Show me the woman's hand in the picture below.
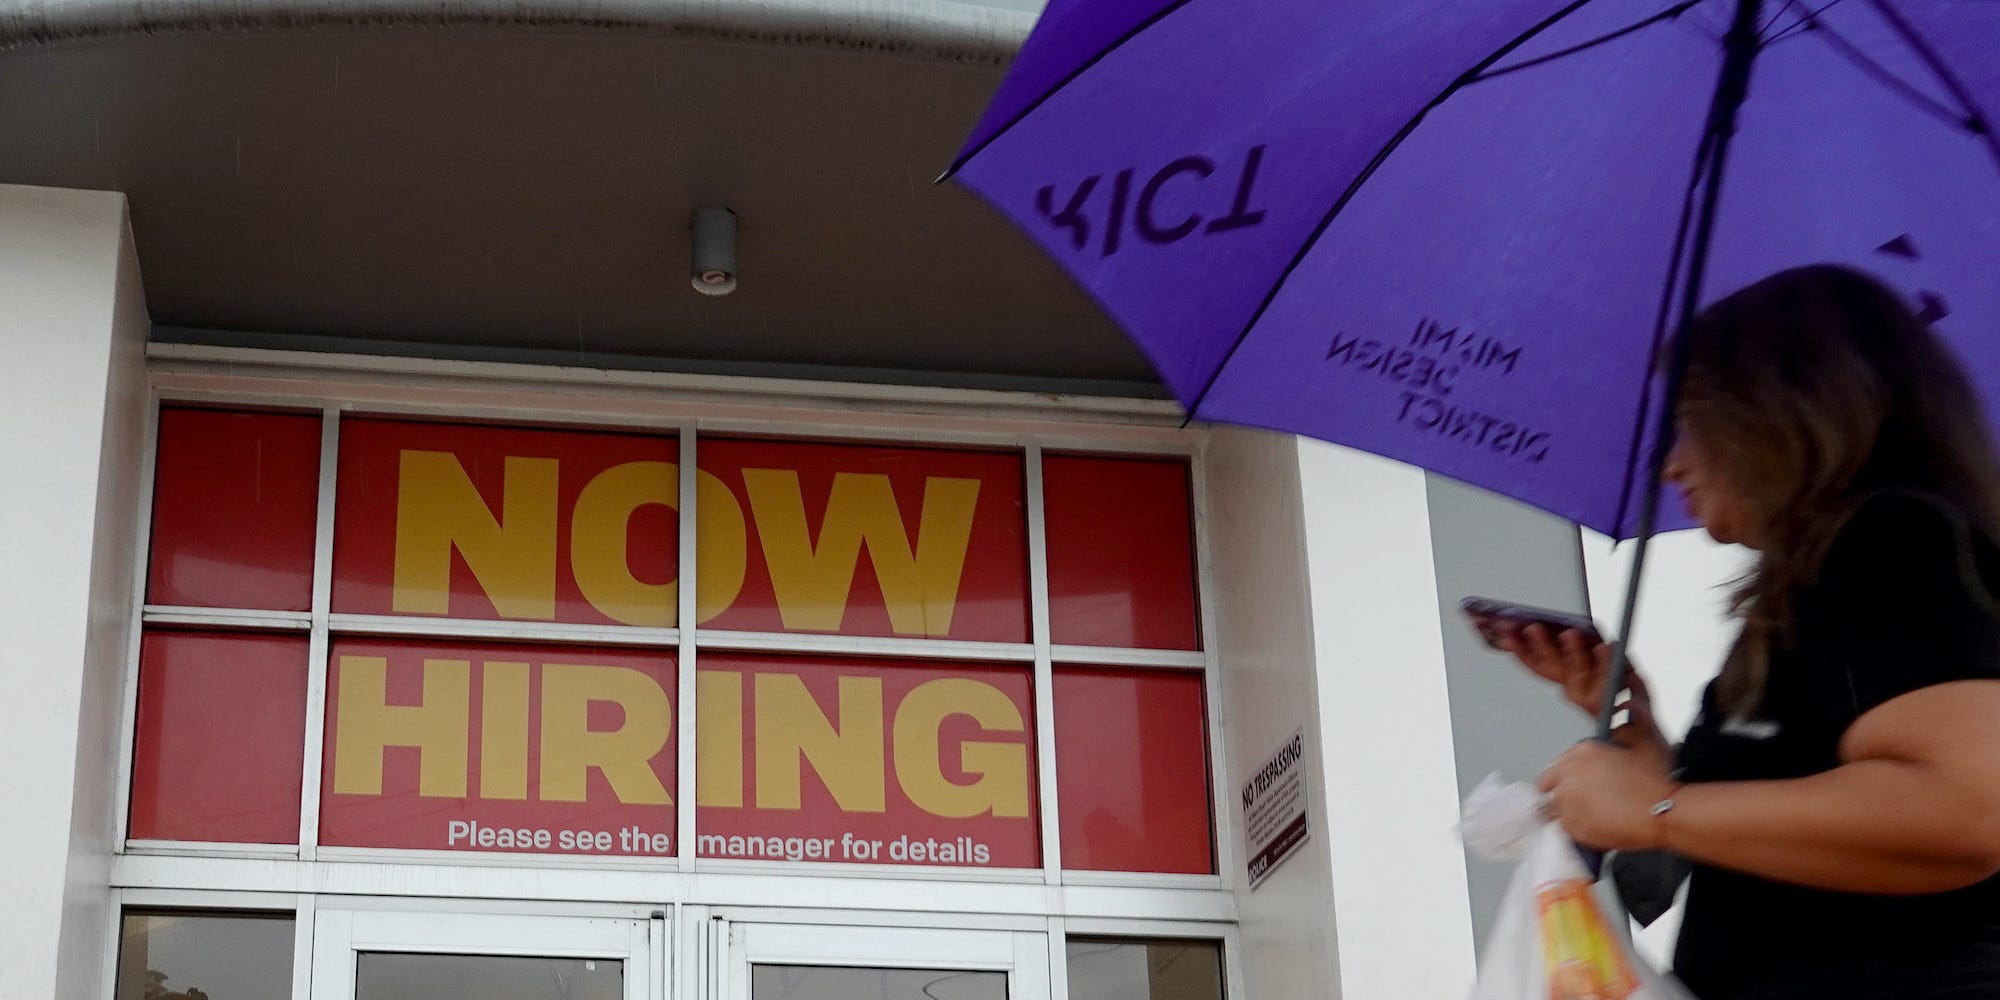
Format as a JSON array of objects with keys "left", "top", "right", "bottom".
[
  {"left": 1499, "top": 624, "right": 1671, "bottom": 763},
  {"left": 1498, "top": 623, "right": 1626, "bottom": 714},
  {"left": 1538, "top": 741, "right": 1679, "bottom": 852}
]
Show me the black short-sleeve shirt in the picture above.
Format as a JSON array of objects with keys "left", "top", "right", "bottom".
[{"left": 1673, "top": 491, "right": 2000, "bottom": 999}]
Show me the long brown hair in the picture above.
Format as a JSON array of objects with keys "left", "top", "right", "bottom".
[{"left": 1677, "top": 265, "right": 2000, "bottom": 715}]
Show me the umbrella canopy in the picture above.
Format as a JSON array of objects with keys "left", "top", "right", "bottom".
[{"left": 946, "top": 0, "right": 2000, "bottom": 541}]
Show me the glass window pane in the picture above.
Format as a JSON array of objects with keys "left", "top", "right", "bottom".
[
  {"left": 1042, "top": 455, "right": 1199, "bottom": 650},
  {"left": 696, "top": 653, "right": 1040, "bottom": 869},
  {"left": 356, "top": 953, "right": 622, "bottom": 1000},
  {"left": 318, "top": 637, "right": 676, "bottom": 855},
  {"left": 696, "top": 437, "right": 1029, "bottom": 643},
  {"left": 1066, "top": 939, "right": 1224, "bottom": 1000},
  {"left": 1054, "top": 668, "right": 1215, "bottom": 874},
  {"left": 129, "top": 631, "right": 308, "bottom": 844},
  {"left": 752, "top": 965, "right": 1007, "bottom": 1000},
  {"left": 115, "top": 911, "right": 294, "bottom": 1000},
  {"left": 332, "top": 418, "right": 678, "bottom": 627},
  {"left": 148, "top": 408, "right": 321, "bottom": 611}
]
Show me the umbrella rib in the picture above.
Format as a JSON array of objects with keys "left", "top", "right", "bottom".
[
  {"left": 1764, "top": 0, "right": 1848, "bottom": 43},
  {"left": 1471, "top": 0, "right": 1706, "bottom": 83},
  {"left": 1179, "top": 0, "right": 1611, "bottom": 419},
  {"left": 1610, "top": 119, "right": 1719, "bottom": 538},
  {"left": 1868, "top": 0, "right": 2000, "bottom": 173},
  {"left": 1808, "top": 10, "right": 1977, "bottom": 131},
  {"left": 938, "top": 0, "right": 1205, "bottom": 182}
]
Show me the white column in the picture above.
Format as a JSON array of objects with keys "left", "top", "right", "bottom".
[
  {"left": 1296, "top": 440, "right": 1476, "bottom": 998},
  {"left": 0, "top": 184, "right": 150, "bottom": 1000},
  {"left": 1208, "top": 431, "right": 1475, "bottom": 999}
]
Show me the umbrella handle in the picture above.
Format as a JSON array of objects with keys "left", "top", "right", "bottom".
[{"left": 1578, "top": 843, "right": 1605, "bottom": 880}]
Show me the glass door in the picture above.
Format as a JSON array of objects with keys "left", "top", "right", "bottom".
[
  {"left": 724, "top": 922, "right": 1050, "bottom": 1000},
  {"left": 311, "top": 909, "right": 660, "bottom": 1000}
]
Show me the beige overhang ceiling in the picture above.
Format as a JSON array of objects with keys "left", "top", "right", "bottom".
[{"left": 0, "top": 0, "right": 1166, "bottom": 395}]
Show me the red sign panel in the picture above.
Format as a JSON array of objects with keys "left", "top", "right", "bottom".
[
  {"left": 319, "top": 638, "right": 677, "bottom": 856},
  {"left": 695, "top": 653, "right": 1039, "bottom": 868},
  {"left": 1053, "top": 666, "right": 1214, "bottom": 874},
  {"left": 696, "top": 438, "right": 1029, "bottom": 642},
  {"left": 138, "top": 415, "right": 1212, "bottom": 870},
  {"left": 148, "top": 408, "right": 322, "bottom": 612},
  {"left": 333, "top": 419, "right": 681, "bottom": 627},
  {"left": 130, "top": 631, "right": 308, "bottom": 844},
  {"left": 1043, "top": 455, "right": 1200, "bottom": 650}
]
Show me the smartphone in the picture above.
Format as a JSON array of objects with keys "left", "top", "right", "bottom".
[{"left": 1459, "top": 596, "right": 1601, "bottom": 651}]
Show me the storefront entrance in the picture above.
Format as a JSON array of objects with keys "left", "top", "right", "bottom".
[
  {"left": 107, "top": 361, "right": 1239, "bottom": 1000},
  {"left": 300, "top": 909, "right": 1052, "bottom": 1000},
  {"left": 311, "top": 910, "right": 657, "bottom": 1000},
  {"left": 728, "top": 922, "right": 1047, "bottom": 1000}
]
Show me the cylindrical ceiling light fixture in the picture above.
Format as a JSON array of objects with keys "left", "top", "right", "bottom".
[{"left": 691, "top": 206, "right": 737, "bottom": 297}]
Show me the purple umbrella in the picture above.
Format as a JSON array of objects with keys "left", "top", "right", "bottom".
[{"left": 945, "top": 0, "right": 2000, "bottom": 731}]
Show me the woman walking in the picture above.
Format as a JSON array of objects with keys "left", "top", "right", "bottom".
[{"left": 1504, "top": 265, "right": 2000, "bottom": 999}]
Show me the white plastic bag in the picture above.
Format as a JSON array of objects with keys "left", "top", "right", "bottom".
[{"left": 1462, "top": 774, "right": 1694, "bottom": 1000}]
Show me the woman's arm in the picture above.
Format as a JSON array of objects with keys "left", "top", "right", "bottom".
[{"left": 1541, "top": 680, "right": 2000, "bottom": 894}]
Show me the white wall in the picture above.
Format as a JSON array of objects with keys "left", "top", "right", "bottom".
[
  {"left": 1207, "top": 430, "right": 1475, "bottom": 1000},
  {"left": 1295, "top": 441, "right": 1475, "bottom": 999},
  {"left": 0, "top": 184, "right": 151, "bottom": 1000}
]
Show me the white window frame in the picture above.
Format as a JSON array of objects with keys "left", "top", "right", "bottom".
[
  {"left": 310, "top": 907, "right": 659, "bottom": 1000},
  {"left": 723, "top": 920, "right": 1048, "bottom": 1000},
  {"left": 110, "top": 343, "right": 1240, "bottom": 997}
]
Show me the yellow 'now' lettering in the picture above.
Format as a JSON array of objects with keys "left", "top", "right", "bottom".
[
  {"left": 571, "top": 462, "right": 750, "bottom": 626},
  {"left": 743, "top": 470, "right": 980, "bottom": 635},
  {"left": 570, "top": 461, "right": 675, "bottom": 626},
  {"left": 393, "top": 451, "right": 558, "bottom": 619},
  {"left": 394, "top": 452, "right": 755, "bottom": 627}
]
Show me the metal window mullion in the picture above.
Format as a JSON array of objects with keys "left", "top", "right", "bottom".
[
  {"left": 124, "top": 839, "right": 303, "bottom": 859},
  {"left": 112, "top": 396, "right": 162, "bottom": 853},
  {"left": 298, "top": 408, "right": 341, "bottom": 859},
  {"left": 143, "top": 606, "right": 314, "bottom": 630},
  {"left": 290, "top": 893, "right": 317, "bottom": 1000},
  {"left": 710, "top": 912, "right": 730, "bottom": 1000},
  {"left": 326, "top": 612, "right": 678, "bottom": 647},
  {"left": 98, "top": 888, "right": 126, "bottom": 1000},
  {"left": 1046, "top": 915, "right": 1071, "bottom": 1000},
  {"left": 688, "top": 629, "right": 1033, "bottom": 662},
  {"left": 646, "top": 907, "right": 668, "bottom": 1000},
  {"left": 145, "top": 346, "right": 1190, "bottom": 433},
  {"left": 1046, "top": 644, "right": 1206, "bottom": 670},
  {"left": 1051, "top": 870, "right": 1223, "bottom": 890},
  {"left": 1025, "top": 445, "right": 1063, "bottom": 885},
  {"left": 1221, "top": 923, "right": 1248, "bottom": 1000},
  {"left": 676, "top": 425, "right": 699, "bottom": 873},
  {"left": 1189, "top": 444, "right": 1235, "bottom": 886}
]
